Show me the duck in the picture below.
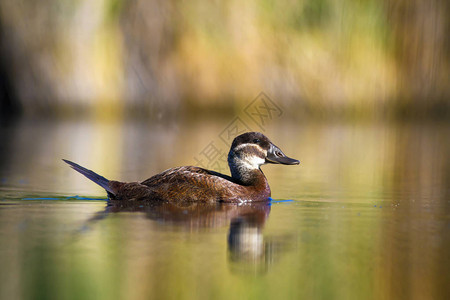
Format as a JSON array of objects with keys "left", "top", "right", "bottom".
[{"left": 63, "top": 132, "right": 299, "bottom": 203}]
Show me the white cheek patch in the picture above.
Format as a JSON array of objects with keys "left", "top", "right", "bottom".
[
  {"left": 232, "top": 144, "right": 267, "bottom": 169},
  {"left": 242, "top": 155, "right": 265, "bottom": 169}
]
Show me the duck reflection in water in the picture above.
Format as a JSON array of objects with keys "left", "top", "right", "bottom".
[{"left": 82, "top": 200, "right": 289, "bottom": 274}]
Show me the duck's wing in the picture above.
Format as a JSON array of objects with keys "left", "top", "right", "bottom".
[
  {"left": 140, "top": 166, "right": 244, "bottom": 202},
  {"left": 140, "top": 166, "right": 232, "bottom": 186}
]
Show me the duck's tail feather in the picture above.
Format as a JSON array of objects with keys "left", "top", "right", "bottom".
[{"left": 63, "top": 159, "right": 115, "bottom": 195}]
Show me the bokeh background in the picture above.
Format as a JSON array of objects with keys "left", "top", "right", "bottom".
[
  {"left": 0, "top": 0, "right": 448, "bottom": 120},
  {"left": 0, "top": 2, "right": 449, "bottom": 300}
]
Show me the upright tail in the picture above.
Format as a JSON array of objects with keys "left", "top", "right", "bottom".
[{"left": 63, "top": 159, "right": 115, "bottom": 195}]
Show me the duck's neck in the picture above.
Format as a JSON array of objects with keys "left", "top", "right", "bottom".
[{"left": 228, "top": 154, "right": 268, "bottom": 187}]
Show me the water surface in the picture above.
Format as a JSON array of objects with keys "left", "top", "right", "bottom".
[{"left": 0, "top": 118, "right": 448, "bottom": 300}]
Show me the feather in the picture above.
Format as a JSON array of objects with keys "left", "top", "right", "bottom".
[{"left": 62, "top": 159, "right": 115, "bottom": 195}]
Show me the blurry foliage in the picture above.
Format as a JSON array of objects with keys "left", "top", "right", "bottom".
[{"left": 0, "top": 0, "right": 448, "bottom": 119}]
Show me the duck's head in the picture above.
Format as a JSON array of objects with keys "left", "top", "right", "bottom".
[{"left": 228, "top": 132, "right": 299, "bottom": 183}]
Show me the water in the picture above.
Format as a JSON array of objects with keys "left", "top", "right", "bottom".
[{"left": 0, "top": 118, "right": 449, "bottom": 300}]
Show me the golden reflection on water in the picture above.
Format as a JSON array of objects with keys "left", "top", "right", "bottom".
[{"left": 0, "top": 118, "right": 448, "bottom": 300}]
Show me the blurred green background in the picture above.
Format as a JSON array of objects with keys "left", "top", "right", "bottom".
[
  {"left": 0, "top": 2, "right": 449, "bottom": 299},
  {"left": 0, "top": 0, "right": 448, "bottom": 120}
]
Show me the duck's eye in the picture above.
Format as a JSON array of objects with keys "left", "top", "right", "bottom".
[{"left": 253, "top": 138, "right": 260, "bottom": 144}]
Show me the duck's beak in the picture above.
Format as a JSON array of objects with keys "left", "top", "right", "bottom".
[{"left": 266, "top": 144, "right": 300, "bottom": 165}]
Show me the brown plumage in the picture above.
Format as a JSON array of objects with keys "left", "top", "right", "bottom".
[{"left": 64, "top": 132, "right": 299, "bottom": 203}]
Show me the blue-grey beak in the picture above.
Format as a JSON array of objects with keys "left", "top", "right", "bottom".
[{"left": 265, "top": 144, "right": 299, "bottom": 165}]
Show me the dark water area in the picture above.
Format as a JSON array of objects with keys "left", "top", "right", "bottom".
[{"left": 0, "top": 118, "right": 449, "bottom": 300}]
